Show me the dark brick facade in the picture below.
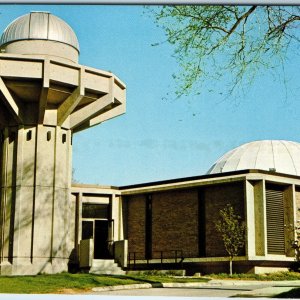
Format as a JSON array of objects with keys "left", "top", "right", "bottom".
[
  {"left": 126, "top": 194, "right": 146, "bottom": 258},
  {"left": 204, "top": 182, "right": 245, "bottom": 257},
  {"left": 125, "top": 181, "right": 245, "bottom": 260},
  {"left": 152, "top": 189, "right": 198, "bottom": 258}
]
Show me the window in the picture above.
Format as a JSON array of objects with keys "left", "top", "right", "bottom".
[{"left": 82, "top": 203, "right": 109, "bottom": 219}]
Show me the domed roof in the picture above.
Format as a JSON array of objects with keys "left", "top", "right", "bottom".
[
  {"left": 0, "top": 11, "right": 79, "bottom": 51},
  {"left": 207, "top": 140, "right": 300, "bottom": 176}
]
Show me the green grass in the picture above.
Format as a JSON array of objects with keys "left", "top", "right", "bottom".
[
  {"left": 209, "top": 271, "right": 300, "bottom": 281},
  {"left": 129, "top": 274, "right": 209, "bottom": 283},
  {"left": 0, "top": 273, "right": 140, "bottom": 294},
  {"left": 2, "top": 271, "right": 300, "bottom": 294},
  {"left": 0, "top": 272, "right": 209, "bottom": 294}
]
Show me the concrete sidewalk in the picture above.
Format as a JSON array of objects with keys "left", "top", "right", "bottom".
[
  {"left": 92, "top": 279, "right": 300, "bottom": 297},
  {"left": 205, "top": 279, "right": 300, "bottom": 297}
]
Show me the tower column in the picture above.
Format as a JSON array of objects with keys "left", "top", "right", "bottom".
[
  {"left": 0, "top": 11, "right": 126, "bottom": 275},
  {"left": 0, "top": 125, "right": 72, "bottom": 274}
]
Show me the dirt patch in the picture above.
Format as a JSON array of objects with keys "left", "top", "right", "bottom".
[{"left": 54, "top": 288, "right": 91, "bottom": 294}]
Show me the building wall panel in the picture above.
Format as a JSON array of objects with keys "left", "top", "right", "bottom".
[
  {"left": 152, "top": 189, "right": 198, "bottom": 258},
  {"left": 204, "top": 182, "right": 245, "bottom": 257},
  {"left": 126, "top": 195, "right": 146, "bottom": 258},
  {"left": 295, "top": 188, "right": 300, "bottom": 226}
]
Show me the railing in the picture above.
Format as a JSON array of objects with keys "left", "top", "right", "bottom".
[{"left": 128, "top": 250, "right": 184, "bottom": 269}]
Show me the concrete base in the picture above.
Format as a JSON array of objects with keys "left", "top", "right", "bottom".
[
  {"left": 249, "top": 266, "right": 290, "bottom": 274},
  {"left": 127, "top": 258, "right": 295, "bottom": 275},
  {"left": 0, "top": 258, "right": 69, "bottom": 275},
  {"left": 186, "top": 261, "right": 294, "bottom": 275}
]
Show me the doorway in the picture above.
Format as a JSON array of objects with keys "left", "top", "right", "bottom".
[
  {"left": 82, "top": 219, "right": 113, "bottom": 259},
  {"left": 94, "top": 220, "right": 110, "bottom": 259}
]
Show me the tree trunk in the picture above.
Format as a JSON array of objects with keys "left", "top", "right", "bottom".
[{"left": 229, "top": 258, "right": 233, "bottom": 276}]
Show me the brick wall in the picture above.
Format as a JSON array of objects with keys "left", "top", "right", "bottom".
[
  {"left": 125, "top": 181, "right": 245, "bottom": 260},
  {"left": 152, "top": 189, "right": 198, "bottom": 258},
  {"left": 126, "top": 194, "right": 146, "bottom": 258},
  {"left": 204, "top": 182, "right": 245, "bottom": 257}
]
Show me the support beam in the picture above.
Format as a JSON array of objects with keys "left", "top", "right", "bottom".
[
  {"left": 70, "top": 76, "right": 115, "bottom": 130},
  {"left": 0, "top": 77, "right": 24, "bottom": 124},
  {"left": 38, "top": 60, "right": 50, "bottom": 124},
  {"left": 57, "top": 87, "right": 84, "bottom": 126},
  {"left": 38, "top": 88, "right": 49, "bottom": 124},
  {"left": 70, "top": 93, "right": 114, "bottom": 130},
  {"left": 89, "top": 103, "right": 125, "bottom": 127},
  {"left": 72, "top": 102, "right": 124, "bottom": 133},
  {"left": 57, "top": 67, "right": 85, "bottom": 126}
]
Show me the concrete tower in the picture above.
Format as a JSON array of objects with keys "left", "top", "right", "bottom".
[{"left": 0, "top": 12, "right": 126, "bottom": 275}]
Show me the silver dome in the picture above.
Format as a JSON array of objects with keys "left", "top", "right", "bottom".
[
  {"left": 0, "top": 11, "right": 79, "bottom": 51},
  {"left": 207, "top": 140, "right": 300, "bottom": 176}
]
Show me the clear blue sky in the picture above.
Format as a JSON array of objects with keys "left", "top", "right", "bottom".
[{"left": 1, "top": 5, "right": 300, "bottom": 186}]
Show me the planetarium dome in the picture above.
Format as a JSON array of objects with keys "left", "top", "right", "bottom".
[
  {"left": 0, "top": 11, "right": 79, "bottom": 63},
  {"left": 207, "top": 140, "right": 300, "bottom": 176}
]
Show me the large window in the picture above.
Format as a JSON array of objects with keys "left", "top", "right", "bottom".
[{"left": 82, "top": 203, "right": 109, "bottom": 219}]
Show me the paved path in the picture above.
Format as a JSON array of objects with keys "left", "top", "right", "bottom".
[
  {"left": 90, "top": 279, "right": 300, "bottom": 298},
  {"left": 91, "top": 286, "right": 251, "bottom": 297}
]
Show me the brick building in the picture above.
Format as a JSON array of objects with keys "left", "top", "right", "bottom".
[
  {"left": 1, "top": 11, "right": 300, "bottom": 276},
  {"left": 71, "top": 140, "right": 300, "bottom": 275}
]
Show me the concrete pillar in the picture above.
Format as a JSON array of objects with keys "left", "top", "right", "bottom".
[
  {"left": 284, "top": 185, "right": 295, "bottom": 257},
  {"left": 118, "top": 196, "right": 124, "bottom": 241},
  {"left": 245, "top": 180, "right": 256, "bottom": 258},
  {"left": 111, "top": 194, "right": 120, "bottom": 241},
  {"left": 254, "top": 180, "right": 266, "bottom": 256},
  {"left": 0, "top": 124, "right": 72, "bottom": 274}
]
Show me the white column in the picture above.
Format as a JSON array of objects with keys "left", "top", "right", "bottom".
[{"left": 245, "top": 180, "right": 256, "bottom": 258}]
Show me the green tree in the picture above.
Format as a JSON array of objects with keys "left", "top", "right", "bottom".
[
  {"left": 151, "top": 6, "right": 300, "bottom": 98},
  {"left": 290, "top": 221, "right": 300, "bottom": 267},
  {"left": 215, "top": 204, "right": 246, "bottom": 275}
]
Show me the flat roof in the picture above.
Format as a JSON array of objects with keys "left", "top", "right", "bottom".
[{"left": 119, "top": 169, "right": 300, "bottom": 190}]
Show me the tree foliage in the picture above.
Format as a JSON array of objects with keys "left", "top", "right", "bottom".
[
  {"left": 215, "top": 204, "right": 246, "bottom": 275},
  {"left": 151, "top": 6, "right": 300, "bottom": 98}
]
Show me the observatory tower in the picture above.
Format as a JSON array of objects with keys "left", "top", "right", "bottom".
[{"left": 0, "top": 12, "right": 126, "bottom": 275}]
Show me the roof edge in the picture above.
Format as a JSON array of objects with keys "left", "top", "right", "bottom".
[{"left": 119, "top": 169, "right": 300, "bottom": 190}]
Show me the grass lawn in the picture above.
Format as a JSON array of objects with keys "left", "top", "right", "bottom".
[
  {"left": 0, "top": 272, "right": 209, "bottom": 294},
  {"left": 0, "top": 273, "right": 139, "bottom": 294},
  {"left": 2, "top": 271, "right": 300, "bottom": 294}
]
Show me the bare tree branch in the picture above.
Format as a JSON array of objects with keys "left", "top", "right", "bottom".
[{"left": 150, "top": 6, "right": 300, "bottom": 98}]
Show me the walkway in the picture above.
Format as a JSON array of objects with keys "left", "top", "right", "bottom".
[{"left": 90, "top": 279, "right": 300, "bottom": 298}]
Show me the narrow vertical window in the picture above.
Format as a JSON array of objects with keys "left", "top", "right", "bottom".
[
  {"left": 62, "top": 133, "right": 66, "bottom": 144},
  {"left": 26, "top": 130, "right": 32, "bottom": 141},
  {"left": 47, "top": 131, "right": 51, "bottom": 141},
  {"left": 198, "top": 188, "right": 206, "bottom": 257},
  {"left": 145, "top": 194, "right": 152, "bottom": 259}
]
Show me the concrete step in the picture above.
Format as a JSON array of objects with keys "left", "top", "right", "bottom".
[{"left": 90, "top": 259, "right": 125, "bottom": 275}]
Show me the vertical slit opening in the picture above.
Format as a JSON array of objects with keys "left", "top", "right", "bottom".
[
  {"left": 47, "top": 131, "right": 51, "bottom": 141},
  {"left": 26, "top": 130, "right": 32, "bottom": 141}
]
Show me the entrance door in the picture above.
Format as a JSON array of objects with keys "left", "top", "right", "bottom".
[
  {"left": 82, "top": 220, "right": 112, "bottom": 259},
  {"left": 94, "top": 220, "right": 111, "bottom": 259}
]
